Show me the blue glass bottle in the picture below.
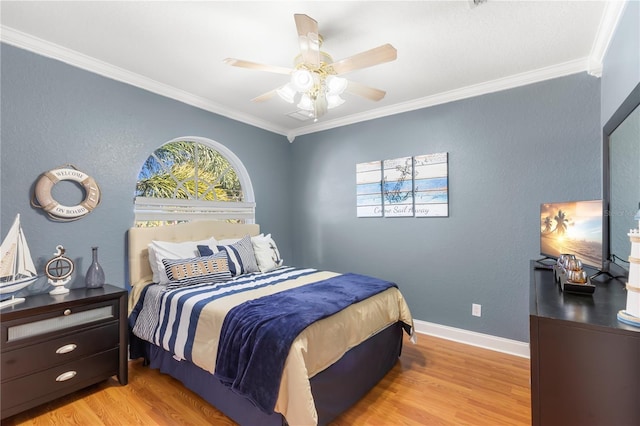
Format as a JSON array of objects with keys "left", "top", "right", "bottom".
[{"left": 85, "top": 246, "right": 105, "bottom": 288}]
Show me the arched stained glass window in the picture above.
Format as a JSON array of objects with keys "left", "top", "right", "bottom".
[{"left": 134, "top": 137, "right": 254, "bottom": 226}]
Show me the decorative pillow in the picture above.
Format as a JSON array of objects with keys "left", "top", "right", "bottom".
[
  {"left": 252, "top": 234, "right": 284, "bottom": 272},
  {"left": 217, "top": 234, "right": 264, "bottom": 246},
  {"left": 148, "top": 237, "right": 217, "bottom": 285},
  {"left": 199, "top": 235, "right": 259, "bottom": 277},
  {"left": 162, "top": 252, "right": 231, "bottom": 289}
]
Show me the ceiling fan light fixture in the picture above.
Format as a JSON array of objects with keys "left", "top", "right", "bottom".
[
  {"left": 225, "top": 14, "right": 396, "bottom": 121},
  {"left": 326, "top": 75, "right": 347, "bottom": 95},
  {"left": 326, "top": 94, "right": 345, "bottom": 109},
  {"left": 276, "top": 83, "right": 297, "bottom": 103},
  {"left": 291, "top": 69, "right": 314, "bottom": 92},
  {"left": 297, "top": 94, "right": 314, "bottom": 111}
]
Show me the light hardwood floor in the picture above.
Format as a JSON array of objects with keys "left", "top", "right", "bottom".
[{"left": 2, "top": 335, "right": 531, "bottom": 425}]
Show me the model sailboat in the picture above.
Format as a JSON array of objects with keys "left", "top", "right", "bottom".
[{"left": 1, "top": 214, "right": 38, "bottom": 307}]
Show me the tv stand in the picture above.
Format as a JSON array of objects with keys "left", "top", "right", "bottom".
[
  {"left": 589, "top": 269, "right": 616, "bottom": 280},
  {"left": 534, "top": 256, "right": 555, "bottom": 268},
  {"left": 589, "top": 260, "right": 627, "bottom": 281},
  {"left": 529, "top": 261, "right": 639, "bottom": 426}
]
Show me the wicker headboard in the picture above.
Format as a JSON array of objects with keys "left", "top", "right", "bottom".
[{"left": 128, "top": 221, "right": 260, "bottom": 288}]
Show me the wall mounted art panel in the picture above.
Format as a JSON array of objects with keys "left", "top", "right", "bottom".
[
  {"left": 356, "top": 161, "right": 383, "bottom": 217},
  {"left": 357, "top": 152, "right": 448, "bottom": 218},
  {"left": 383, "top": 156, "right": 414, "bottom": 217},
  {"left": 414, "top": 152, "right": 449, "bottom": 217}
]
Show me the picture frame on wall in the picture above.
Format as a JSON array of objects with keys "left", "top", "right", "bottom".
[
  {"left": 356, "top": 161, "right": 383, "bottom": 217},
  {"left": 383, "top": 156, "right": 414, "bottom": 217},
  {"left": 357, "top": 152, "right": 449, "bottom": 218},
  {"left": 414, "top": 152, "right": 448, "bottom": 217}
]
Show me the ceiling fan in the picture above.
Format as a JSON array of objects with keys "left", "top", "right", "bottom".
[{"left": 224, "top": 14, "right": 397, "bottom": 120}]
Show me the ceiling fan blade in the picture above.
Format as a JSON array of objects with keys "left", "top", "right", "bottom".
[
  {"left": 345, "top": 81, "right": 387, "bottom": 101},
  {"left": 223, "top": 58, "right": 292, "bottom": 75},
  {"left": 251, "top": 89, "right": 278, "bottom": 103},
  {"left": 330, "top": 44, "right": 397, "bottom": 75},
  {"left": 294, "top": 14, "right": 320, "bottom": 67},
  {"left": 294, "top": 14, "right": 318, "bottom": 39}
]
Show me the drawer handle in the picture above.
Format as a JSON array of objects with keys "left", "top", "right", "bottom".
[
  {"left": 63, "top": 309, "right": 72, "bottom": 316},
  {"left": 55, "top": 371, "right": 77, "bottom": 382},
  {"left": 55, "top": 343, "right": 77, "bottom": 354}
]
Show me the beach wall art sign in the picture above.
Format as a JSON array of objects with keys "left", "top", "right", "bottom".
[{"left": 356, "top": 152, "right": 448, "bottom": 218}]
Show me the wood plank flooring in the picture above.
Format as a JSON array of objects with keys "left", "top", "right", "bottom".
[{"left": 2, "top": 335, "right": 531, "bottom": 425}]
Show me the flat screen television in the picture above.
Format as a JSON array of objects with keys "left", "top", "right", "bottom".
[{"left": 539, "top": 199, "right": 603, "bottom": 269}]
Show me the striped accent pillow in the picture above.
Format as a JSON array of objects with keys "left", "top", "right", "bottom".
[
  {"left": 198, "top": 234, "right": 259, "bottom": 277},
  {"left": 162, "top": 252, "right": 231, "bottom": 289}
]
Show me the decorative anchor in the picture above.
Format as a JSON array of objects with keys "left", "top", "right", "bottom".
[{"left": 45, "top": 245, "right": 74, "bottom": 295}]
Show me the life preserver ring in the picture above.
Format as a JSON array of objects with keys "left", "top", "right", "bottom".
[{"left": 32, "top": 165, "right": 101, "bottom": 222}]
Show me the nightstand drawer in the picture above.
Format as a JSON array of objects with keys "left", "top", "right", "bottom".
[
  {"left": 1, "top": 322, "right": 119, "bottom": 381},
  {"left": 2, "top": 299, "right": 118, "bottom": 347},
  {"left": 1, "top": 347, "right": 119, "bottom": 414}
]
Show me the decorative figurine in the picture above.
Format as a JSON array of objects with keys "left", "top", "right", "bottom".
[
  {"left": 45, "top": 245, "right": 74, "bottom": 295},
  {"left": 617, "top": 209, "right": 640, "bottom": 327},
  {"left": 0, "top": 214, "right": 38, "bottom": 308}
]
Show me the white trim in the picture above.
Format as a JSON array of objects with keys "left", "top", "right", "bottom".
[
  {"left": 413, "top": 319, "right": 530, "bottom": 359},
  {"left": 0, "top": 26, "right": 290, "bottom": 138},
  {"left": 289, "top": 57, "right": 590, "bottom": 140},
  {"left": 1, "top": 20, "right": 619, "bottom": 142},
  {"left": 134, "top": 197, "right": 256, "bottom": 222},
  {"left": 587, "top": 0, "right": 628, "bottom": 77}
]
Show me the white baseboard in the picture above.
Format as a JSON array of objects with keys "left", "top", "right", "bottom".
[{"left": 413, "top": 319, "right": 530, "bottom": 359}]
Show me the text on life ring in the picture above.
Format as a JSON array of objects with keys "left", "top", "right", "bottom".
[{"left": 34, "top": 168, "right": 101, "bottom": 219}]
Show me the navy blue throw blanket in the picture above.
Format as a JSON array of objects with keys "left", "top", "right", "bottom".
[{"left": 214, "top": 273, "right": 398, "bottom": 414}]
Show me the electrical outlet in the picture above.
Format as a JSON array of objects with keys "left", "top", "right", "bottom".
[{"left": 472, "top": 303, "right": 482, "bottom": 317}]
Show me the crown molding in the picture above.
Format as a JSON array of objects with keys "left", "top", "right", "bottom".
[
  {"left": 1, "top": 17, "right": 618, "bottom": 143},
  {"left": 587, "top": 0, "right": 628, "bottom": 77},
  {"left": 0, "top": 25, "right": 290, "bottom": 137},
  {"left": 289, "top": 57, "right": 591, "bottom": 140}
]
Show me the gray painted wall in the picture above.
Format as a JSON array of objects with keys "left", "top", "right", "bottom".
[
  {"left": 1, "top": 44, "right": 292, "bottom": 295},
  {"left": 601, "top": 1, "right": 640, "bottom": 125},
  {"left": 599, "top": 1, "right": 640, "bottom": 280},
  {"left": 290, "top": 73, "right": 601, "bottom": 342},
  {"left": 3, "top": 32, "right": 621, "bottom": 343}
]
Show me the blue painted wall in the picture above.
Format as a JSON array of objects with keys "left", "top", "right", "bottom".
[
  {"left": 601, "top": 1, "right": 640, "bottom": 126},
  {"left": 6, "top": 16, "right": 638, "bottom": 342},
  {"left": 289, "top": 74, "right": 601, "bottom": 342},
  {"left": 1, "top": 43, "right": 292, "bottom": 295}
]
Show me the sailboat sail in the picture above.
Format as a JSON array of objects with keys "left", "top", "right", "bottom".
[{"left": 1, "top": 214, "right": 38, "bottom": 295}]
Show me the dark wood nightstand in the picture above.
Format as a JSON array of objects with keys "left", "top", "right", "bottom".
[{"left": 1, "top": 284, "right": 128, "bottom": 420}]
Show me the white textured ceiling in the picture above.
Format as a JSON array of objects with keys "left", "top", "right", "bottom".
[{"left": 0, "top": 1, "right": 624, "bottom": 141}]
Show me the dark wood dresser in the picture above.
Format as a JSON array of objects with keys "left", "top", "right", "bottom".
[
  {"left": 529, "top": 261, "right": 640, "bottom": 426},
  {"left": 1, "top": 285, "right": 128, "bottom": 419}
]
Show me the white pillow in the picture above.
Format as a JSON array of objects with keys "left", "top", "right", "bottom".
[
  {"left": 252, "top": 234, "right": 283, "bottom": 273},
  {"left": 217, "top": 234, "right": 264, "bottom": 246},
  {"left": 148, "top": 237, "right": 217, "bottom": 284}
]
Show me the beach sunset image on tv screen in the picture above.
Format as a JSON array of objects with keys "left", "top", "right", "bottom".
[{"left": 540, "top": 200, "right": 603, "bottom": 269}]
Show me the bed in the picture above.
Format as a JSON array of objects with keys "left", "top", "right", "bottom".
[{"left": 127, "top": 221, "right": 414, "bottom": 426}]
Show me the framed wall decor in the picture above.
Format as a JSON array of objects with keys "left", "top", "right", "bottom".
[
  {"left": 356, "top": 152, "right": 448, "bottom": 218},
  {"left": 414, "top": 152, "right": 448, "bottom": 217},
  {"left": 383, "top": 157, "right": 414, "bottom": 217},
  {"left": 356, "top": 161, "right": 383, "bottom": 217}
]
